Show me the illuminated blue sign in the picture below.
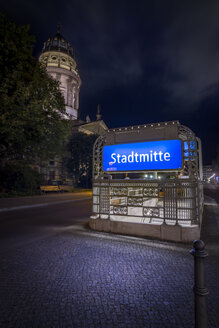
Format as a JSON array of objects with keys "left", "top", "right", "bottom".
[{"left": 103, "top": 139, "right": 182, "bottom": 172}]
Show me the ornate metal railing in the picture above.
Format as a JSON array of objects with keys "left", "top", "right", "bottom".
[{"left": 92, "top": 178, "right": 201, "bottom": 226}]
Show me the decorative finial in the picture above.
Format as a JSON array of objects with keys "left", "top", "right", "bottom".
[
  {"left": 57, "top": 24, "right": 61, "bottom": 34},
  {"left": 96, "top": 104, "right": 102, "bottom": 121}
]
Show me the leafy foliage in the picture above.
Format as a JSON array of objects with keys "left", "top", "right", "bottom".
[
  {"left": 66, "top": 132, "right": 98, "bottom": 188},
  {"left": 0, "top": 15, "right": 71, "bottom": 168},
  {"left": 0, "top": 162, "right": 43, "bottom": 195}
]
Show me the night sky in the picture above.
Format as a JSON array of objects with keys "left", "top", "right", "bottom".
[{"left": 2, "top": 0, "right": 219, "bottom": 164}]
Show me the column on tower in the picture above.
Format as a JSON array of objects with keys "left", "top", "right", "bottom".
[
  {"left": 67, "top": 78, "right": 73, "bottom": 107},
  {"left": 59, "top": 75, "right": 68, "bottom": 104},
  {"left": 72, "top": 85, "right": 75, "bottom": 109},
  {"left": 74, "top": 86, "right": 79, "bottom": 110}
]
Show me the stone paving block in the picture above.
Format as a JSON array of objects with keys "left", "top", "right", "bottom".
[{"left": 0, "top": 221, "right": 218, "bottom": 327}]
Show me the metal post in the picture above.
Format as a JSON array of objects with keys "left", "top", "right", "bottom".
[{"left": 190, "top": 240, "right": 209, "bottom": 328}]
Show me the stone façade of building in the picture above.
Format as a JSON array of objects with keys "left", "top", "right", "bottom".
[{"left": 38, "top": 27, "right": 108, "bottom": 184}]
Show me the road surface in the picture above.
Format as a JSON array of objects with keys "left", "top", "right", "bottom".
[{"left": 0, "top": 191, "right": 218, "bottom": 327}]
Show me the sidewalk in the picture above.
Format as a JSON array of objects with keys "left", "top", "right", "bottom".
[
  {"left": 201, "top": 185, "right": 219, "bottom": 254},
  {"left": 0, "top": 186, "right": 218, "bottom": 327}
]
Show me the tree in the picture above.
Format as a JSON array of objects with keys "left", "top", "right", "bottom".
[
  {"left": 66, "top": 132, "right": 98, "bottom": 188},
  {"left": 0, "top": 162, "right": 43, "bottom": 195},
  {"left": 0, "top": 15, "right": 71, "bottom": 169}
]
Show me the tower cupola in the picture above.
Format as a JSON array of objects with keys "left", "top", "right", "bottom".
[{"left": 39, "top": 25, "right": 81, "bottom": 120}]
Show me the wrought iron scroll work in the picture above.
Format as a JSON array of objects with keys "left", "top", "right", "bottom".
[
  {"left": 93, "top": 135, "right": 105, "bottom": 179},
  {"left": 178, "top": 124, "right": 199, "bottom": 179}
]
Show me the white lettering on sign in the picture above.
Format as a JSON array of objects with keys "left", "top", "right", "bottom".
[{"left": 110, "top": 151, "right": 171, "bottom": 165}]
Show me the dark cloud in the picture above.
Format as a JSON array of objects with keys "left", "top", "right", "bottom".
[
  {"left": 62, "top": 1, "right": 145, "bottom": 93},
  {"left": 1, "top": 0, "right": 219, "bottom": 163},
  {"left": 160, "top": 1, "right": 219, "bottom": 108}
]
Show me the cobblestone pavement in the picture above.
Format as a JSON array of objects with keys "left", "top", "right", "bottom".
[{"left": 0, "top": 196, "right": 218, "bottom": 328}]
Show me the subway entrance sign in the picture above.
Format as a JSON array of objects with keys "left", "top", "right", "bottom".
[
  {"left": 91, "top": 121, "right": 203, "bottom": 242},
  {"left": 103, "top": 139, "right": 182, "bottom": 172}
]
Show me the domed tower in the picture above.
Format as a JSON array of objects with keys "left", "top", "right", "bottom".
[{"left": 39, "top": 26, "right": 81, "bottom": 120}]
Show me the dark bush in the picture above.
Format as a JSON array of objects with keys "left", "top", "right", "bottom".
[{"left": 0, "top": 163, "right": 42, "bottom": 195}]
